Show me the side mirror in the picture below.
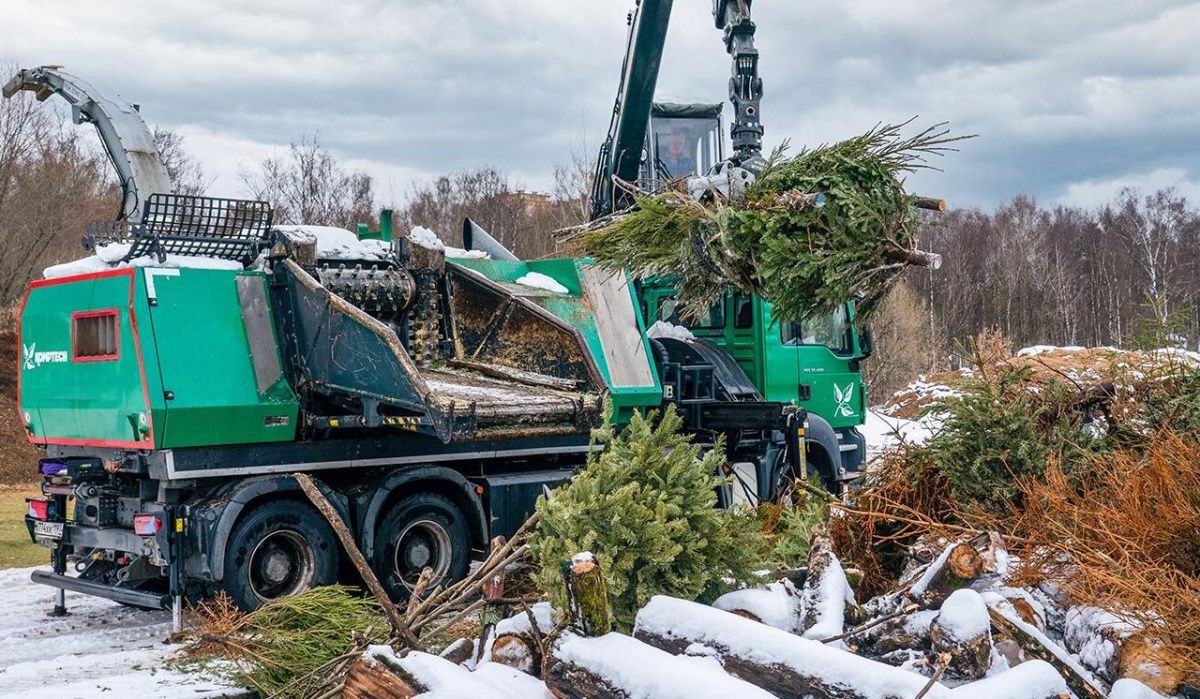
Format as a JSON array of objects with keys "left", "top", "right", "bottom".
[{"left": 860, "top": 329, "right": 874, "bottom": 358}]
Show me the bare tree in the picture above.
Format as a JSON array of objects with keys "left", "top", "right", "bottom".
[
  {"left": 241, "top": 134, "right": 375, "bottom": 229},
  {"left": 0, "top": 70, "right": 115, "bottom": 304},
  {"left": 152, "top": 127, "right": 207, "bottom": 196}
]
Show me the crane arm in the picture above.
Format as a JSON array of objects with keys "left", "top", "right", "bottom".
[
  {"left": 714, "top": 0, "right": 764, "bottom": 168},
  {"left": 589, "top": 0, "right": 675, "bottom": 221},
  {"left": 2, "top": 66, "right": 174, "bottom": 222}
]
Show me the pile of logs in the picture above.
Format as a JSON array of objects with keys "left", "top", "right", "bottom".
[{"left": 341, "top": 528, "right": 1179, "bottom": 698}]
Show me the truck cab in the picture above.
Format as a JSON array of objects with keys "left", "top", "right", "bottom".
[
  {"left": 632, "top": 101, "right": 868, "bottom": 488},
  {"left": 640, "top": 283, "right": 868, "bottom": 487}
]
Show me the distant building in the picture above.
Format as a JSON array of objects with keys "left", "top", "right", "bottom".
[{"left": 510, "top": 189, "right": 552, "bottom": 215}]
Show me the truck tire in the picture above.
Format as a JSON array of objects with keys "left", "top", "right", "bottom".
[
  {"left": 222, "top": 500, "right": 339, "bottom": 611},
  {"left": 372, "top": 493, "right": 471, "bottom": 601}
]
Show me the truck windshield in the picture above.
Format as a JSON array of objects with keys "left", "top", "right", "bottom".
[{"left": 781, "top": 305, "right": 854, "bottom": 355}]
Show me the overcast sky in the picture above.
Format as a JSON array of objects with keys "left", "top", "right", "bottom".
[{"left": 4, "top": 0, "right": 1198, "bottom": 211}]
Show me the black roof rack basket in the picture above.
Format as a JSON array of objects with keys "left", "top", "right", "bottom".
[{"left": 85, "top": 194, "right": 274, "bottom": 265}]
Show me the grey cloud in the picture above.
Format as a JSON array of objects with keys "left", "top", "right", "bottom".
[{"left": 2, "top": 0, "right": 1197, "bottom": 208}]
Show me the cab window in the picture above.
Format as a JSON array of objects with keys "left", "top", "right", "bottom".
[
  {"left": 657, "top": 297, "right": 724, "bottom": 330},
  {"left": 781, "top": 305, "right": 853, "bottom": 355},
  {"left": 732, "top": 294, "right": 755, "bottom": 329}
]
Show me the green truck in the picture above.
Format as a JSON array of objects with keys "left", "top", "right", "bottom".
[
  {"left": 18, "top": 192, "right": 807, "bottom": 622},
  {"left": 11, "top": 0, "right": 869, "bottom": 623}
]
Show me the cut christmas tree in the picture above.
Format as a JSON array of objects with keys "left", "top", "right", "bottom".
[{"left": 563, "top": 121, "right": 968, "bottom": 322}]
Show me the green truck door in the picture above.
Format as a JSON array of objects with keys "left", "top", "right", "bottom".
[{"left": 144, "top": 268, "right": 298, "bottom": 448}]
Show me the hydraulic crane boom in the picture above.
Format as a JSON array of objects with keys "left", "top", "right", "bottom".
[
  {"left": 714, "top": 0, "right": 764, "bottom": 168},
  {"left": 590, "top": 0, "right": 674, "bottom": 221},
  {"left": 2, "top": 66, "right": 174, "bottom": 223},
  {"left": 590, "top": 0, "right": 766, "bottom": 221}
]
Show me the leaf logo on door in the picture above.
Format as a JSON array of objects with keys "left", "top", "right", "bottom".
[{"left": 833, "top": 383, "right": 856, "bottom": 418}]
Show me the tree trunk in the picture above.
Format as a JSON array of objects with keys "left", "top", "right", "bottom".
[
  {"left": 633, "top": 596, "right": 941, "bottom": 699},
  {"left": 542, "top": 629, "right": 773, "bottom": 699},
  {"left": 886, "top": 247, "right": 943, "bottom": 270},
  {"left": 563, "top": 552, "right": 612, "bottom": 637}
]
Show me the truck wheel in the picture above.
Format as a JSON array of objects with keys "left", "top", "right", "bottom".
[
  {"left": 372, "top": 493, "right": 470, "bottom": 601},
  {"left": 223, "top": 500, "right": 338, "bottom": 611}
]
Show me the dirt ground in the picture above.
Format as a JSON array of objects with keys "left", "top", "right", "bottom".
[
  {"left": 0, "top": 320, "right": 39, "bottom": 485},
  {"left": 0, "top": 486, "right": 42, "bottom": 569}
]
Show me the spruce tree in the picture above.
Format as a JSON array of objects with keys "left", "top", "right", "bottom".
[{"left": 528, "top": 408, "right": 758, "bottom": 631}]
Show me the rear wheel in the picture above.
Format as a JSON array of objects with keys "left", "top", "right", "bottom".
[
  {"left": 372, "top": 493, "right": 471, "bottom": 601},
  {"left": 222, "top": 500, "right": 339, "bottom": 611}
]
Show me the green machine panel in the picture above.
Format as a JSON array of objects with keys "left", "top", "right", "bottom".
[
  {"left": 19, "top": 269, "right": 156, "bottom": 449},
  {"left": 143, "top": 268, "right": 298, "bottom": 448}
]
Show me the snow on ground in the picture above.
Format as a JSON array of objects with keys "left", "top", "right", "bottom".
[
  {"left": 0, "top": 567, "right": 242, "bottom": 699},
  {"left": 514, "top": 272, "right": 568, "bottom": 294},
  {"left": 861, "top": 409, "right": 940, "bottom": 462}
]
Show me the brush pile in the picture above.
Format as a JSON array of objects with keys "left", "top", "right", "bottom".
[
  {"left": 838, "top": 336, "right": 1200, "bottom": 695},
  {"left": 563, "top": 122, "right": 964, "bottom": 322}
]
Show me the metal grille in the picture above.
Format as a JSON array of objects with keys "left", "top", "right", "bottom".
[
  {"left": 124, "top": 194, "right": 274, "bottom": 263},
  {"left": 84, "top": 220, "right": 135, "bottom": 251}
]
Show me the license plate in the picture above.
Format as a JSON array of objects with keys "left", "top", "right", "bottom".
[{"left": 33, "top": 521, "right": 64, "bottom": 539}]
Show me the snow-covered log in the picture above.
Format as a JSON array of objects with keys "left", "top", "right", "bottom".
[
  {"left": 1109, "top": 677, "right": 1168, "bottom": 699},
  {"left": 633, "top": 595, "right": 946, "bottom": 698},
  {"left": 986, "top": 605, "right": 1106, "bottom": 699},
  {"left": 799, "top": 527, "right": 860, "bottom": 639},
  {"left": 344, "top": 646, "right": 548, "bottom": 699},
  {"left": 439, "top": 637, "right": 474, "bottom": 666},
  {"left": 1117, "top": 634, "right": 1185, "bottom": 696},
  {"left": 542, "top": 629, "right": 774, "bottom": 699},
  {"left": 945, "top": 659, "right": 1068, "bottom": 698},
  {"left": 712, "top": 580, "right": 800, "bottom": 632},
  {"left": 929, "top": 589, "right": 991, "bottom": 680}
]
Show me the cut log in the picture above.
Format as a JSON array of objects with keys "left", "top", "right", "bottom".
[
  {"left": 911, "top": 541, "right": 983, "bottom": 604},
  {"left": 987, "top": 605, "right": 1106, "bottom": 699},
  {"left": 634, "top": 595, "right": 948, "bottom": 698},
  {"left": 798, "top": 527, "right": 859, "bottom": 640},
  {"left": 1061, "top": 605, "right": 1182, "bottom": 694},
  {"left": 563, "top": 552, "right": 612, "bottom": 637},
  {"left": 1117, "top": 633, "right": 1185, "bottom": 696},
  {"left": 343, "top": 647, "right": 425, "bottom": 699},
  {"left": 928, "top": 590, "right": 991, "bottom": 680},
  {"left": 542, "top": 629, "right": 774, "bottom": 699},
  {"left": 484, "top": 602, "right": 555, "bottom": 676}
]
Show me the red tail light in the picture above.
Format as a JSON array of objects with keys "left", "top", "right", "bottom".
[
  {"left": 27, "top": 499, "right": 51, "bottom": 520},
  {"left": 133, "top": 513, "right": 162, "bottom": 536}
]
